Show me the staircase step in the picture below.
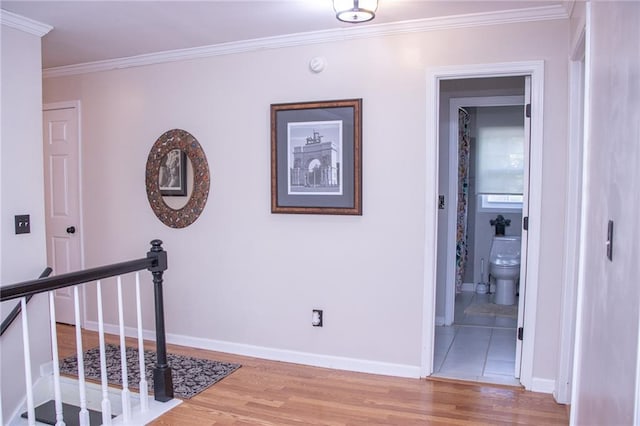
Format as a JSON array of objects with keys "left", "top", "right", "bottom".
[{"left": 21, "top": 400, "right": 113, "bottom": 426}]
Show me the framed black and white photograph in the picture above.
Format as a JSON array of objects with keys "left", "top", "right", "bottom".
[
  {"left": 270, "top": 99, "right": 362, "bottom": 215},
  {"left": 158, "top": 148, "right": 187, "bottom": 196}
]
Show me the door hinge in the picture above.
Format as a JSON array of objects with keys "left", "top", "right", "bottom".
[
  {"left": 525, "top": 103, "right": 531, "bottom": 118},
  {"left": 518, "top": 327, "right": 524, "bottom": 341},
  {"left": 523, "top": 216, "right": 529, "bottom": 231}
]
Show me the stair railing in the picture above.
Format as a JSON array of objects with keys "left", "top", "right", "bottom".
[
  {"left": 0, "top": 267, "right": 53, "bottom": 336},
  {"left": 0, "top": 239, "right": 173, "bottom": 426}
]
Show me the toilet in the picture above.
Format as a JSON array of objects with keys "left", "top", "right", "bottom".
[{"left": 489, "top": 236, "right": 521, "bottom": 305}]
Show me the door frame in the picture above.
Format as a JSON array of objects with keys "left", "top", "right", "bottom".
[
  {"left": 421, "top": 61, "right": 544, "bottom": 391},
  {"left": 554, "top": 28, "right": 586, "bottom": 405},
  {"left": 43, "top": 100, "right": 85, "bottom": 325},
  {"left": 445, "top": 95, "right": 526, "bottom": 327}
]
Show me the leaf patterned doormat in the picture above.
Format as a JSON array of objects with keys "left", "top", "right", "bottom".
[{"left": 59, "top": 343, "right": 240, "bottom": 399}]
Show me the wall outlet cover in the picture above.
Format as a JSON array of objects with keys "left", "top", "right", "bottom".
[{"left": 312, "top": 309, "right": 323, "bottom": 327}]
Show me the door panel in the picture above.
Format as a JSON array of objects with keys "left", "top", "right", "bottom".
[
  {"left": 50, "top": 156, "right": 70, "bottom": 215},
  {"left": 43, "top": 106, "right": 81, "bottom": 325},
  {"left": 514, "top": 75, "right": 532, "bottom": 378}
]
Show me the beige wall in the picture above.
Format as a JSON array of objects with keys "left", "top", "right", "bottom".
[
  {"left": 571, "top": 2, "right": 640, "bottom": 423},
  {"left": 1, "top": 24, "right": 50, "bottom": 423},
  {"left": 43, "top": 19, "right": 569, "bottom": 384}
]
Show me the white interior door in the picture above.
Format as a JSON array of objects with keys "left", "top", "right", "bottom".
[
  {"left": 514, "top": 75, "right": 532, "bottom": 378},
  {"left": 43, "top": 104, "right": 82, "bottom": 325}
]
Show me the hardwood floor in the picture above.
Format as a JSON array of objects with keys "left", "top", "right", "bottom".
[{"left": 57, "top": 324, "right": 568, "bottom": 425}]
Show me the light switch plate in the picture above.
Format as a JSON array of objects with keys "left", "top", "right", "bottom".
[
  {"left": 606, "top": 220, "right": 613, "bottom": 261},
  {"left": 15, "top": 214, "right": 30, "bottom": 234}
]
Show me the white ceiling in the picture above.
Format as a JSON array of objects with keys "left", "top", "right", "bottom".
[{"left": 2, "top": 1, "right": 569, "bottom": 70}]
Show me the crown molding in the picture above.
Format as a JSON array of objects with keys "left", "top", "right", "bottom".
[
  {"left": 0, "top": 9, "right": 52, "bottom": 37},
  {"left": 564, "top": 0, "right": 577, "bottom": 19},
  {"left": 43, "top": 5, "right": 568, "bottom": 79}
]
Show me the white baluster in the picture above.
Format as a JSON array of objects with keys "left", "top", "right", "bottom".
[
  {"left": 21, "top": 297, "right": 35, "bottom": 426},
  {"left": 117, "top": 276, "right": 131, "bottom": 421},
  {"left": 96, "top": 280, "right": 112, "bottom": 425},
  {"left": 49, "top": 292, "right": 65, "bottom": 426},
  {"left": 135, "top": 272, "right": 149, "bottom": 412},
  {"left": 74, "top": 285, "right": 90, "bottom": 426}
]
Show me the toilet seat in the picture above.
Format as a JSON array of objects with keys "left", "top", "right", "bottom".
[{"left": 491, "top": 256, "right": 519, "bottom": 266}]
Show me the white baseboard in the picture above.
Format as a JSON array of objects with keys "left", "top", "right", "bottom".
[
  {"left": 84, "top": 321, "right": 421, "bottom": 379},
  {"left": 169, "top": 332, "right": 421, "bottom": 378},
  {"left": 40, "top": 361, "right": 54, "bottom": 377},
  {"left": 530, "top": 377, "right": 555, "bottom": 394},
  {"left": 462, "top": 282, "right": 476, "bottom": 292},
  {"left": 85, "top": 320, "right": 156, "bottom": 342},
  {"left": 81, "top": 322, "right": 555, "bottom": 395}
]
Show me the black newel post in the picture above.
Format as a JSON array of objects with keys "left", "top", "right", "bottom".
[{"left": 147, "top": 239, "right": 174, "bottom": 401}]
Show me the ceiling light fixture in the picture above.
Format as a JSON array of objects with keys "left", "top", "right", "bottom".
[{"left": 333, "top": 0, "right": 378, "bottom": 24}]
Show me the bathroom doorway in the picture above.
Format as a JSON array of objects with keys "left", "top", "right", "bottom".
[
  {"left": 434, "top": 90, "right": 527, "bottom": 385},
  {"left": 421, "top": 61, "right": 544, "bottom": 389},
  {"left": 443, "top": 95, "right": 527, "bottom": 324}
]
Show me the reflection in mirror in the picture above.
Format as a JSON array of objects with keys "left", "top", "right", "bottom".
[
  {"left": 162, "top": 154, "right": 193, "bottom": 210},
  {"left": 159, "top": 149, "right": 187, "bottom": 196},
  {"left": 146, "top": 129, "right": 210, "bottom": 228}
]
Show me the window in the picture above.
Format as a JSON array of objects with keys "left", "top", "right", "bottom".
[
  {"left": 475, "top": 105, "right": 525, "bottom": 211},
  {"left": 479, "top": 194, "right": 523, "bottom": 211}
]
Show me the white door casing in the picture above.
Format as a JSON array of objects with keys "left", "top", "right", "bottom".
[
  {"left": 555, "top": 26, "right": 586, "bottom": 406},
  {"left": 422, "top": 61, "right": 544, "bottom": 392},
  {"left": 43, "top": 102, "right": 83, "bottom": 325}
]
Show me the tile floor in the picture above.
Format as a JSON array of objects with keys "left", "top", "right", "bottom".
[{"left": 432, "top": 291, "right": 520, "bottom": 386}]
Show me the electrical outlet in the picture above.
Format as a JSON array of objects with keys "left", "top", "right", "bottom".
[{"left": 312, "top": 309, "right": 323, "bottom": 327}]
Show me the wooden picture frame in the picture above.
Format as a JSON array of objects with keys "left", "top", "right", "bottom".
[{"left": 270, "top": 99, "right": 362, "bottom": 215}]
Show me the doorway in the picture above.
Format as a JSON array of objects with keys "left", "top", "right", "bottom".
[
  {"left": 435, "top": 93, "right": 526, "bottom": 385},
  {"left": 421, "top": 61, "right": 544, "bottom": 392}
]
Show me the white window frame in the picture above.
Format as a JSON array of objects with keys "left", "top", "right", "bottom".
[{"left": 478, "top": 193, "right": 524, "bottom": 212}]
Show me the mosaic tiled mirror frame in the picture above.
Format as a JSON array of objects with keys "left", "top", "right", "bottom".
[{"left": 146, "top": 129, "right": 210, "bottom": 228}]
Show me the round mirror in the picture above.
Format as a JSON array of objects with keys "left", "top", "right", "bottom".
[{"left": 146, "top": 129, "right": 210, "bottom": 228}]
